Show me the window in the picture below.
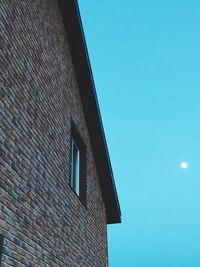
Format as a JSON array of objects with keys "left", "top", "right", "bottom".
[
  {"left": 70, "top": 122, "right": 87, "bottom": 206},
  {"left": 0, "top": 234, "right": 3, "bottom": 265},
  {"left": 70, "top": 138, "right": 80, "bottom": 195}
]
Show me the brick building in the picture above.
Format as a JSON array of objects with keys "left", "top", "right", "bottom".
[{"left": 0, "top": 0, "right": 121, "bottom": 266}]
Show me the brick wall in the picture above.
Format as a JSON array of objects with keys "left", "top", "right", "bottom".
[{"left": 1, "top": 0, "right": 108, "bottom": 266}]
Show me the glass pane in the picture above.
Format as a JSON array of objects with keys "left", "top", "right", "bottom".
[{"left": 71, "top": 139, "right": 80, "bottom": 195}]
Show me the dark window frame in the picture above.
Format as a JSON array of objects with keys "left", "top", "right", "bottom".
[
  {"left": 69, "top": 121, "right": 87, "bottom": 207},
  {"left": 0, "top": 234, "right": 3, "bottom": 265}
]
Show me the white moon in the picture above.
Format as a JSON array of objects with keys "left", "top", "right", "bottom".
[{"left": 180, "top": 162, "right": 188, "bottom": 169}]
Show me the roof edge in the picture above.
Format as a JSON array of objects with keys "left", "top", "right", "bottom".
[{"left": 57, "top": 0, "right": 121, "bottom": 224}]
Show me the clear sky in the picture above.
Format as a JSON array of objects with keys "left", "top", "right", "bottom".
[{"left": 78, "top": 1, "right": 200, "bottom": 266}]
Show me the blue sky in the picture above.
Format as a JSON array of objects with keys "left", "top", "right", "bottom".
[{"left": 78, "top": 1, "right": 200, "bottom": 266}]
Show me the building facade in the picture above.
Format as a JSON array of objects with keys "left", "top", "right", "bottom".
[{"left": 1, "top": 0, "right": 121, "bottom": 266}]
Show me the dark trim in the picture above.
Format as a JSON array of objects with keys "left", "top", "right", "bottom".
[
  {"left": 0, "top": 234, "right": 4, "bottom": 265},
  {"left": 57, "top": 0, "right": 121, "bottom": 224}
]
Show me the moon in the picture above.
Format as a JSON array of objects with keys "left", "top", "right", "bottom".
[{"left": 180, "top": 162, "right": 188, "bottom": 169}]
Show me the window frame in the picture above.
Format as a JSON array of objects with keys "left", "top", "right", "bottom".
[
  {"left": 69, "top": 121, "right": 87, "bottom": 207},
  {"left": 70, "top": 138, "right": 80, "bottom": 196},
  {"left": 0, "top": 234, "right": 3, "bottom": 265}
]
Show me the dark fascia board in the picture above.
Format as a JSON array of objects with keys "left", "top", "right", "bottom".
[{"left": 57, "top": 0, "right": 121, "bottom": 224}]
